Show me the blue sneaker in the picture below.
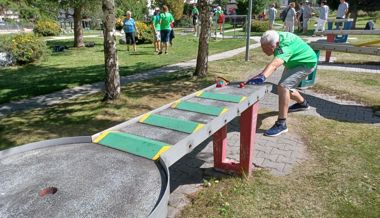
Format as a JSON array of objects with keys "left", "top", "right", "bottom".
[
  {"left": 288, "top": 101, "right": 310, "bottom": 112},
  {"left": 264, "top": 121, "right": 288, "bottom": 137}
]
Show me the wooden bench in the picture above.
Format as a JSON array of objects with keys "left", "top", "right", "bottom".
[{"left": 310, "top": 29, "right": 380, "bottom": 62}]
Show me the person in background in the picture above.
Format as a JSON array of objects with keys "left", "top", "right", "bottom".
[
  {"left": 284, "top": 2, "right": 296, "bottom": 33},
  {"left": 123, "top": 11, "right": 138, "bottom": 52},
  {"left": 159, "top": 5, "right": 174, "bottom": 55},
  {"left": 297, "top": 2, "right": 304, "bottom": 32},
  {"left": 313, "top": 1, "right": 329, "bottom": 36},
  {"left": 169, "top": 21, "right": 175, "bottom": 46},
  {"left": 215, "top": 6, "right": 224, "bottom": 34},
  {"left": 151, "top": 7, "right": 161, "bottom": 53},
  {"left": 191, "top": 3, "right": 199, "bottom": 34},
  {"left": 247, "top": 30, "right": 317, "bottom": 136},
  {"left": 268, "top": 4, "right": 277, "bottom": 30},
  {"left": 336, "top": 0, "right": 349, "bottom": 29},
  {"left": 302, "top": 1, "right": 312, "bottom": 34}
]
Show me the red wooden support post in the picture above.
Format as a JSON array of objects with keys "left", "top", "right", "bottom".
[
  {"left": 212, "top": 102, "right": 259, "bottom": 177},
  {"left": 325, "top": 33, "right": 334, "bottom": 62},
  {"left": 213, "top": 125, "right": 228, "bottom": 170},
  {"left": 240, "top": 102, "right": 259, "bottom": 177}
]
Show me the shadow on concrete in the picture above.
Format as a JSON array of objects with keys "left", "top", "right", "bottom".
[{"left": 302, "top": 93, "right": 380, "bottom": 124}]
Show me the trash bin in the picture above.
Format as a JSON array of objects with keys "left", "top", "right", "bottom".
[
  {"left": 327, "top": 19, "right": 353, "bottom": 43},
  {"left": 298, "top": 50, "right": 320, "bottom": 89}
]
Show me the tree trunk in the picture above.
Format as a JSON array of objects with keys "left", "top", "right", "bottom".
[
  {"left": 102, "top": 0, "right": 120, "bottom": 101},
  {"left": 73, "top": 6, "right": 85, "bottom": 47},
  {"left": 194, "top": 0, "right": 210, "bottom": 77},
  {"left": 350, "top": 4, "right": 358, "bottom": 29}
]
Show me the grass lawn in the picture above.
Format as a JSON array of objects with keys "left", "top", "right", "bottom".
[
  {"left": 0, "top": 34, "right": 247, "bottom": 104},
  {"left": 1, "top": 44, "right": 379, "bottom": 217}
]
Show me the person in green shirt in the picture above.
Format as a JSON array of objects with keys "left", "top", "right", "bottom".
[
  {"left": 191, "top": 4, "right": 199, "bottom": 33},
  {"left": 214, "top": 6, "right": 224, "bottom": 34},
  {"left": 151, "top": 7, "right": 161, "bottom": 53},
  {"left": 247, "top": 30, "right": 317, "bottom": 137},
  {"left": 158, "top": 5, "right": 174, "bottom": 55}
]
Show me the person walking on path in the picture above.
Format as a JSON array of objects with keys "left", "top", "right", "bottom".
[
  {"left": 214, "top": 6, "right": 224, "bottom": 34},
  {"left": 336, "top": 0, "right": 349, "bottom": 29},
  {"left": 246, "top": 30, "right": 317, "bottom": 137},
  {"left": 302, "top": 1, "right": 312, "bottom": 34},
  {"left": 191, "top": 4, "right": 199, "bottom": 34},
  {"left": 123, "top": 11, "right": 138, "bottom": 52},
  {"left": 268, "top": 4, "right": 277, "bottom": 30},
  {"left": 151, "top": 7, "right": 161, "bottom": 53},
  {"left": 284, "top": 2, "right": 296, "bottom": 33},
  {"left": 158, "top": 5, "right": 174, "bottom": 55},
  {"left": 313, "top": 1, "right": 329, "bottom": 36},
  {"left": 297, "top": 2, "right": 304, "bottom": 32}
]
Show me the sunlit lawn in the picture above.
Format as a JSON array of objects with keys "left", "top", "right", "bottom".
[{"left": 0, "top": 33, "right": 247, "bottom": 104}]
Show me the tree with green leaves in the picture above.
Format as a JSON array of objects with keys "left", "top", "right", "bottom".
[{"left": 160, "top": 0, "right": 184, "bottom": 20}]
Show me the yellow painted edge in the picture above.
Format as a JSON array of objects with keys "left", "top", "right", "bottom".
[
  {"left": 194, "top": 124, "right": 205, "bottom": 132},
  {"left": 240, "top": 96, "right": 247, "bottom": 103},
  {"left": 195, "top": 91, "right": 204, "bottom": 96},
  {"left": 353, "top": 39, "right": 380, "bottom": 47},
  {"left": 220, "top": 108, "right": 228, "bottom": 115},
  {"left": 171, "top": 100, "right": 181, "bottom": 108},
  {"left": 139, "top": 113, "right": 151, "bottom": 122},
  {"left": 152, "top": 145, "right": 171, "bottom": 160},
  {"left": 93, "top": 130, "right": 110, "bottom": 143}
]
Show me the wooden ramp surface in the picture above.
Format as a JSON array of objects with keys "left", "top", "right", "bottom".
[{"left": 92, "top": 83, "right": 271, "bottom": 166}]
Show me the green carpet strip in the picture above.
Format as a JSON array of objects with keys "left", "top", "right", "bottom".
[
  {"left": 172, "top": 101, "right": 227, "bottom": 116},
  {"left": 197, "top": 91, "right": 246, "bottom": 103},
  {"left": 140, "top": 114, "right": 204, "bottom": 133},
  {"left": 95, "top": 131, "right": 171, "bottom": 160}
]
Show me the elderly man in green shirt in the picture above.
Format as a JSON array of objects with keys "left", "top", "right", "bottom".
[{"left": 247, "top": 30, "right": 317, "bottom": 136}]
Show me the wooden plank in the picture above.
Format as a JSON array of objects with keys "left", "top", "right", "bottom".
[
  {"left": 309, "top": 42, "right": 380, "bottom": 55},
  {"left": 327, "top": 18, "right": 353, "bottom": 22},
  {"left": 323, "top": 29, "right": 380, "bottom": 35},
  {"left": 171, "top": 100, "right": 227, "bottom": 116},
  {"left": 196, "top": 91, "right": 246, "bottom": 103},
  {"left": 95, "top": 131, "right": 171, "bottom": 160},
  {"left": 139, "top": 114, "right": 204, "bottom": 134}
]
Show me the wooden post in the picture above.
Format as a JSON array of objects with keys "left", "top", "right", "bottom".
[
  {"left": 325, "top": 33, "right": 334, "bottom": 62},
  {"left": 213, "top": 102, "right": 259, "bottom": 177}
]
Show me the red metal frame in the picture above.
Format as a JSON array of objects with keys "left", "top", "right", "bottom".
[
  {"left": 213, "top": 102, "right": 259, "bottom": 177},
  {"left": 325, "top": 34, "right": 335, "bottom": 62}
]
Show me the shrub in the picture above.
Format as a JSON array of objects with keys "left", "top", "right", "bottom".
[
  {"left": 116, "top": 16, "right": 125, "bottom": 31},
  {"left": 0, "top": 33, "right": 47, "bottom": 65},
  {"left": 33, "top": 20, "right": 61, "bottom": 36},
  {"left": 243, "top": 20, "right": 269, "bottom": 32},
  {"left": 136, "top": 21, "right": 153, "bottom": 44},
  {"left": 175, "top": 16, "right": 192, "bottom": 28}
]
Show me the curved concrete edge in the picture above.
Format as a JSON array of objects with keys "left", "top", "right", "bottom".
[
  {"left": 148, "top": 158, "right": 170, "bottom": 218},
  {"left": 0, "top": 136, "right": 170, "bottom": 218}
]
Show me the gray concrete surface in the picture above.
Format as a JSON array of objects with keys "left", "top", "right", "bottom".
[{"left": 0, "top": 143, "right": 164, "bottom": 218}]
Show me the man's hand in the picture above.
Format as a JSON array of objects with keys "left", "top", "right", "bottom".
[{"left": 246, "top": 74, "right": 266, "bottom": 85}]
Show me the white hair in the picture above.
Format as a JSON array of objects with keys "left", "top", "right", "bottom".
[
  {"left": 260, "top": 30, "right": 279, "bottom": 47},
  {"left": 126, "top": 11, "right": 132, "bottom": 16}
]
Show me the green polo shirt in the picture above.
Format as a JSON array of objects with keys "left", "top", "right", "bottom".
[
  {"left": 160, "top": 12, "right": 174, "bottom": 30},
  {"left": 274, "top": 31, "right": 317, "bottom": 69},
  {"left": 152, "top": 15, "right": 160, "bottom": 31},
  {"left": 192, "top": 7, "right": 199, "bottom": 16}
]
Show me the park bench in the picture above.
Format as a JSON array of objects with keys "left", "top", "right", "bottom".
[{"left": 310, "top": 29, "right": 380, "bottom": 62}]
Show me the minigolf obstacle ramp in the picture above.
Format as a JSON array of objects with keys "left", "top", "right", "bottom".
[{"left": 0, "top": 82, "right": 270, "bottom": 218}]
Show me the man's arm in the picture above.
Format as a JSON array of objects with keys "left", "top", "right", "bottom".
[{"left": 261, "top": 58, "right": 284, "bottom": 78}]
